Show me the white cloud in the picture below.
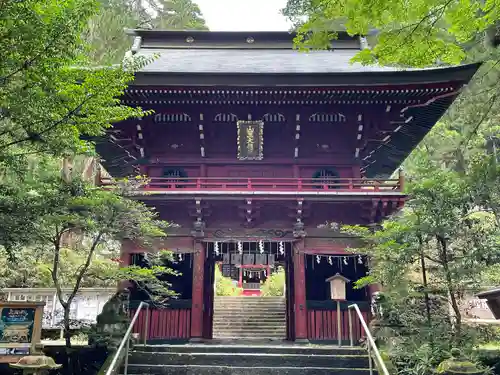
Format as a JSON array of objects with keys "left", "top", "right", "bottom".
[{"left": 195, "top": 0, "right": 292, "bottom": 31}]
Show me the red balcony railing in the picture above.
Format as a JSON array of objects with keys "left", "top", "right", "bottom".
[{"left": 101, "top": 176, "right": 404, "bottom": 193}]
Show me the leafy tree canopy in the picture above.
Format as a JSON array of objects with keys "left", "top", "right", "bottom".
[
  {"left": 0, "top": 0, "right": 147, "bottom": 167},
  {"left": 283, "top": 0, "right": 499, "bottom": 66},
  {"left": 84, "top": 0, "right": 208, "bottom": 65}
]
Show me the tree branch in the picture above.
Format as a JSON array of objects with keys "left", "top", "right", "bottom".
[
  {"left": 51, "top": 232, "right": 67, "bottom": 309},
  {"left": 0, "top": 94, "right": 94, "bottom": 150},
  {"left": 68, "top": 231, "right": 104, "bottom": 303}
]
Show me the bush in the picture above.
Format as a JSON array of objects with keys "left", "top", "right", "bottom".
[
  {"left": 215, "top": 266, "right": 242, "bottom": 296},
  {"left": 261, "top": 267, "right": 285, "bottom": 296}
]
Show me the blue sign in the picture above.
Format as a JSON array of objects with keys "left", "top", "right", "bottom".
[{"left": 0, "top": 308, "right": 35, "bottom": 344}]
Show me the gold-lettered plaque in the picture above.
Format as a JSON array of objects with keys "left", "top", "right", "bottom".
[{"left": 237, "top": 120, "right": 264, "bottom": 160}]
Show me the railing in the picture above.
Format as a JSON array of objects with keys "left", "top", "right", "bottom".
[
  {"left": 348, "top": 303, "right": 389, "bottom": 375},
  {"left": 101, "top": 176, "right": 403, "bottom": 192},
  {"left": 100, "top": 301, "right": 149, "bottom": 375}
]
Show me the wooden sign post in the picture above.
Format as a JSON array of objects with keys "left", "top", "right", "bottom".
[
  {"left": 326, "top": 273, "right": 350, "bottom": 346},
  {"left": 0, "top": 302, "right": 45, "bottom": 363},
  {"left": 325, "top": 273, "right": 350, "bottom": 301}
]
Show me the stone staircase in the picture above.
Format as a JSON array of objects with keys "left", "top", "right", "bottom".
[
  {"left": 124, "top": 343, "right": 375, "bottom": 374},
  {"left": 212, "top": 296, "right": 286, "bottom": 339}
]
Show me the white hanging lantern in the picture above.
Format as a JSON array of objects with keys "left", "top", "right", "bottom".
[
  {"left": 328, "top": 256, "right": 333, "bottom": 265},
  {"left": 214, "top": 242, "right": 220, "bottom": 256},
  {"left": 343, "top": 256, "right": 348, "bottom": 265},
  {"left": 316, "top": 255, "right": 321, "bottom": 264},
  {"left": 358, "top": 255, "right": 363, "bottom": 264},
  {"left": 178, "top": 253, "right": 183, "bottom": 261},
  {"left": 238, "top": 241, "right": 243, "bottom": 254},
  {"left": 259, "top": 240, "right": 264, "bottom": 254},
  {"left": 279, "top": 241, "right": 285, "bottom": 255}
]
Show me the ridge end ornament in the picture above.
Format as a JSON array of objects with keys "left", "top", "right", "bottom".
[{"left": 237, "top": 120, "right": 264, "bottom": 160}]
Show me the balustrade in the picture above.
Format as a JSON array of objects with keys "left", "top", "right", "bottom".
[{"left": 101, "top": 176, "right": 403, "bottom": 192}]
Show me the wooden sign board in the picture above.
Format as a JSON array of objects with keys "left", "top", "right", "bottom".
[
  {"left": 325, "top": 274, "right": 350, "bottom": 301},
  {"left": 0, "top": 302, "right": 45, "bottom": 363}
]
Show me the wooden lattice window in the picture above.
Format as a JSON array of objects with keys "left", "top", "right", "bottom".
[
  {"left": 312, "top": 168, "right": 340, "bottom": 189},
  {"left": 162, "top": 168, "right": 187, "bottom": 188}
]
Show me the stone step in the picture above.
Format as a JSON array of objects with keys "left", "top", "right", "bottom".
[
  {"left": 214, "top": 305, "right": 286, "bottom": 310},
  {"left": 213, "top": 315, "right": 286, "bottom": 320},
  {"left": 129, "top": 351, "right": 370, "bottom": 369},
  {"left": 213, "top": 323, "right": 286, "bottom": 328},
  {"left": 214, "top": 296, "right": 285, "bottom": 301},
  {"left": 135, "top": 344, "right": 366, "bottom": 356},
  {"left": 213, "top": 327, "right": 286, "bottom": 332},
  {"left": 213, "top": 334, "right": 286, "bottom": 339},
  {"left": 213, "top": 331, "right": 286, "bottom": 336},
  {"left": 213, "top": 325, "right": 285, "bottom": 331},
  {"left": 213, "top": 321, "right": 286, "bottom": 327},
  {"left": 123, "top": 364, "right": 374, "bottom": 375},
  {"left": 214, "top": 299, "right": 285, "bottom": 304},
  {"left": 211, "top": 336, "right": 287, "bottom": 341},
  {"left": 214, "top": 306, "right": 286, "bottom": 310},
  {"left": 213, "top": 335, "right": 286, "bottom": 339},
  {"left": 212, "top": 337, "right": 287, "bottom": 341},
  {"left": 213, "top": 308, "right": 286, "bottom": 313},
  {"left": 214, "top": 301, "right": 286, "bottom": 305},
  {"left": 214, "top": 299, "right": 285, "bottom": 302}
]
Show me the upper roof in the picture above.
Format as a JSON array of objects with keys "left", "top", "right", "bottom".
[
  {"left": 99, "top": 30, "right": 482, "bottom": 178},
  {"left": 129, "top": 29, "right": 390, "bottom": 75},
  {"left": 127, "top": 29, "right": 479, "bottom": 86}
]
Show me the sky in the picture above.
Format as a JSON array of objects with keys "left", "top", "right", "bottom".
[{"left": 195, "top": 0, "right": 292, "bottom": 31}]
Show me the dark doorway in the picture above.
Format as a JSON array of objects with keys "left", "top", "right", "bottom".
[{"left": 202, "top": 241, "right": 295, "bottom": 341}]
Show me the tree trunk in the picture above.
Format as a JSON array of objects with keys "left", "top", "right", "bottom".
[
  {"left": 437, "top": 236, "right": 462, "bottom": 335},
  {"left": 63, "top": 305, "right": 72, "bottom": 348},
  {"left": 419, "top": 246, "right": 432, "bottom": 330}
]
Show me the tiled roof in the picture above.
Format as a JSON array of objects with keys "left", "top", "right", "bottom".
[{"left": 135, "top": 48, "right": 398, "bottom": 74}]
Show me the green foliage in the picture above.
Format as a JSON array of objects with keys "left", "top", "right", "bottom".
[
  {"left": 342, "top": 156, "right": 499, "bottom": 375},
  {"left": 215, "top": 266, "right": 242, "bottom": 296},
  {"left": 0, "top": 0, "right": 148, "bottom": 166},
  {"left": 0, "top": 169, "right": 174, "bottom": 347},
  {"left": 261, "top": 267, "right": 286, "bottom": 297},
  {"left": 152, "top": 0, "right": 208, "bottom": 30},
  {"left": 0, "top": 246, "right": 119, "bottom": 288},
  {"left": 83, "top": 0, "right": 208, "bottom": 65},
  {"left": 283, "top": 0, "right": 499, "bottom": 66}
]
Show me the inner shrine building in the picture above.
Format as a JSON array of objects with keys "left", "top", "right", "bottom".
[{"left": 99, "top": 30, "right": 479, "bottom": 343}]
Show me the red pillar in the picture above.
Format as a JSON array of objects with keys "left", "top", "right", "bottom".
[
  {"left": 118, "top": 240, "right": 133, "bottom": 291},
  {"left": 293, "top": 240, "right": 308, "bottom": 342},
  {"left": 238, "top": 267, "right": 243, "bottom": 288},
  {"left": 190, "top": 241, "right": 205, "bottom": 341}
]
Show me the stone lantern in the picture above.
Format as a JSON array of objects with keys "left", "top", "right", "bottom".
[
  {"left": 436, "top": 348, "right": 485, "bottom": 375},
  {"left": 325, "top": 273, "right": 350, "bottom": 301},
  {"left": 10, "top": 345, "right": 62, "bottom": 375}
]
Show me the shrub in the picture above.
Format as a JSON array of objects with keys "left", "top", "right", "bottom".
[
  {"left": 215, "top": 266, "right": 242, "bottom": 296},
  {"left": 261, "top": 267, "right": 285, "bottom": 296}
]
